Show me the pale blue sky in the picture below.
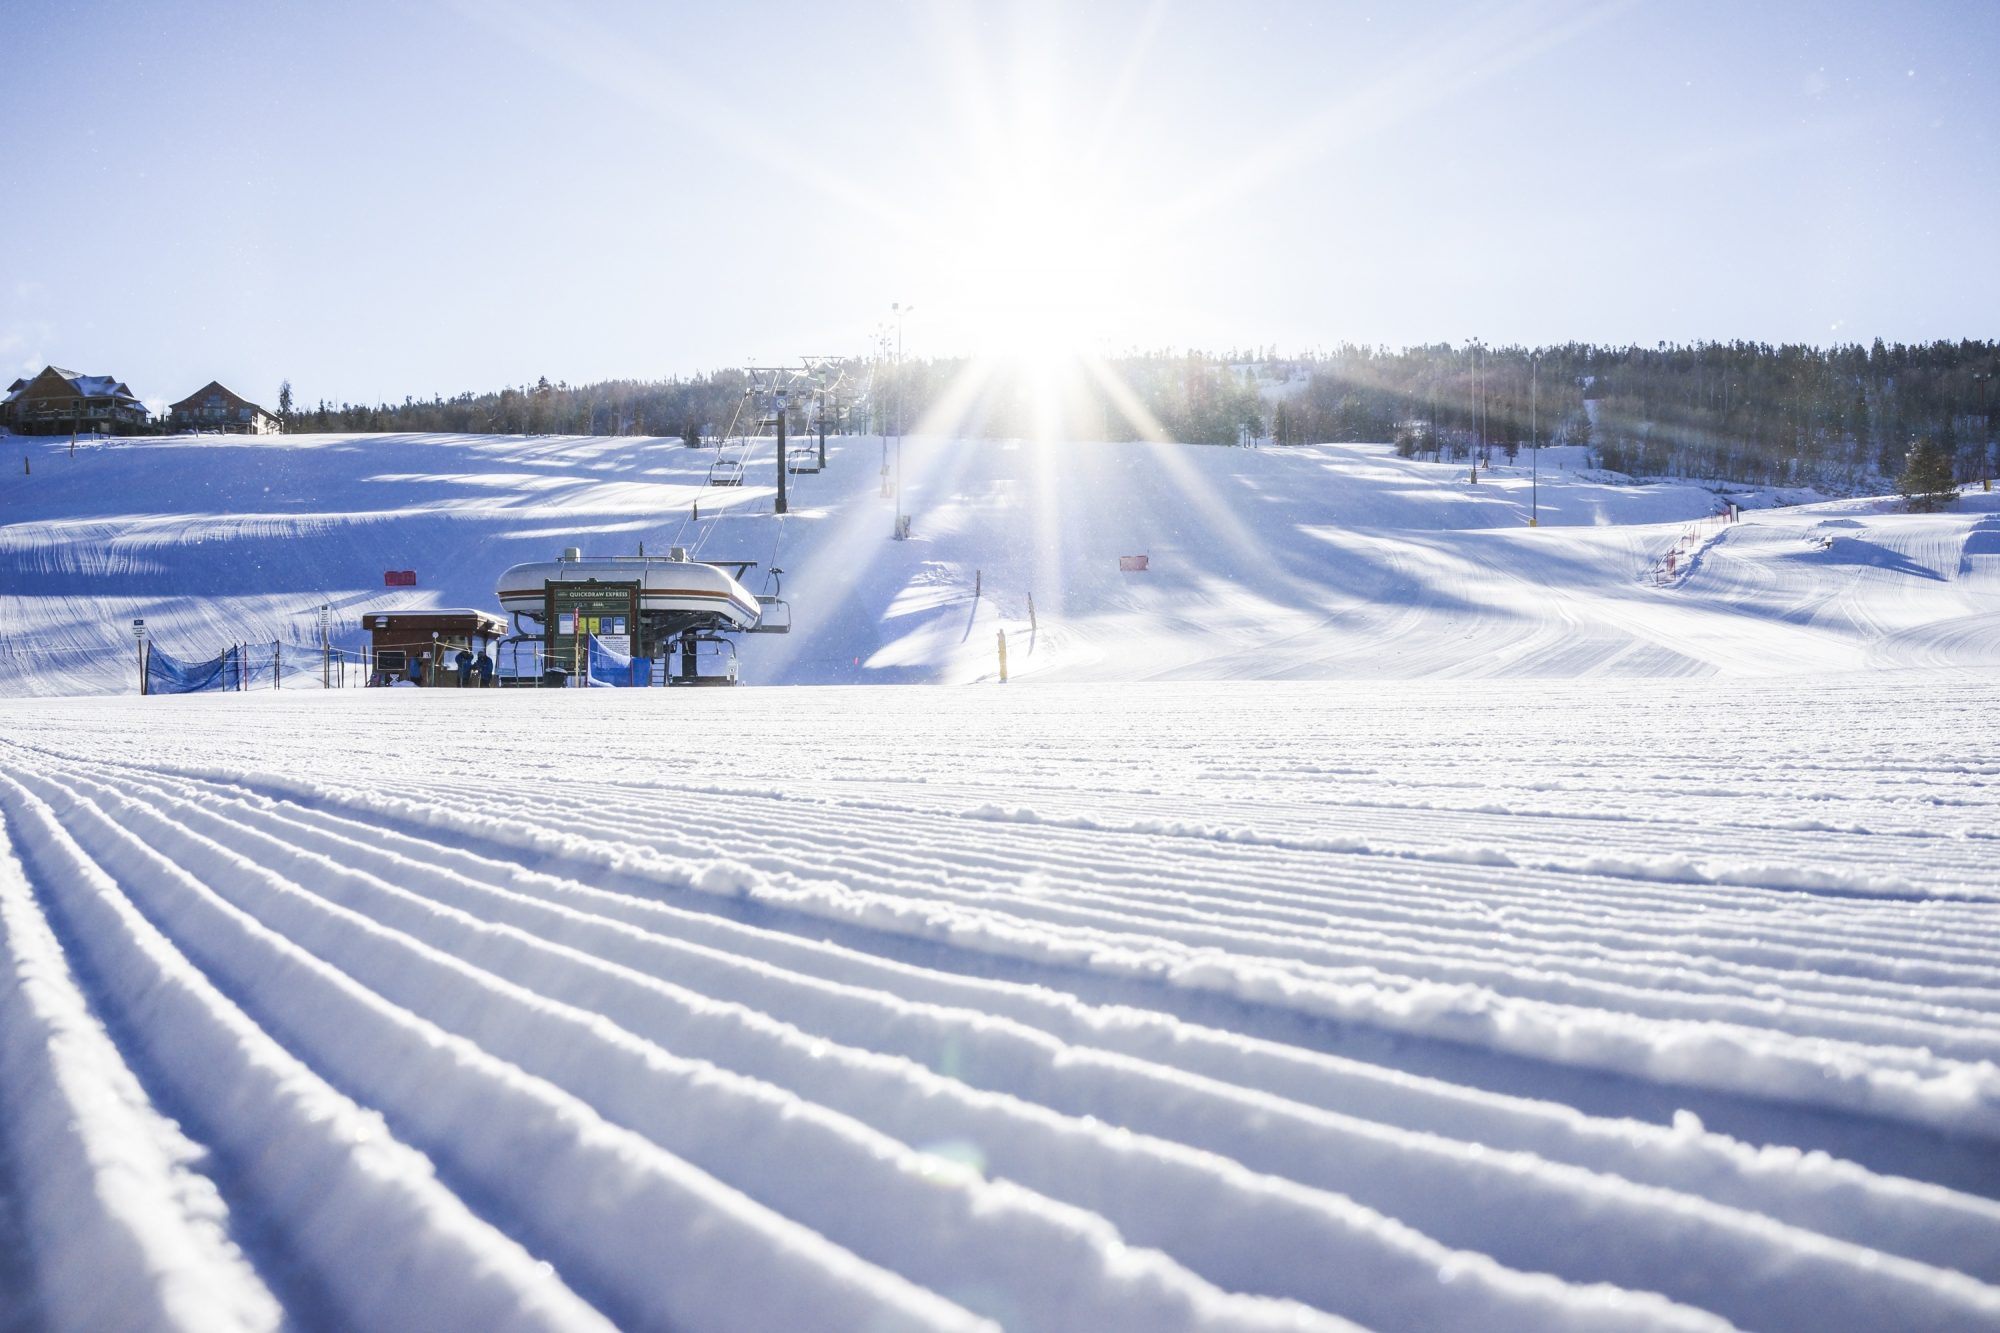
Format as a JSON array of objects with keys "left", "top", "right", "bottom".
[{"left": 5, "top": 0, "right": 1995, "bottom": 412}]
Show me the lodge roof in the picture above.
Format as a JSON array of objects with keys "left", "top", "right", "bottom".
[
  {"left": 3, "top": 365, "right": 142, "bottom": 406},
  {"left": 169, "top": 380, "right": 276, "bottom": 416}
]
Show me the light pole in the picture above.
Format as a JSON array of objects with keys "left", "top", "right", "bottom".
[
  {"left": 880, "top": 322, "right": 896, "bottom": 492},
  {"left": 1479, "top": 339, "right": 1489, "bottom": 466},
  {"left": 1428, "top": 351, "right": 1439, "bottom": 458},
  {"left": 892, "top": 301, "right": 913, "bottom": 539},
  {"left": 1467, "top": 338, "right": 1483, "bottom": 470},
  {"left": 1975, "top": 370, "right": 1993, "bottom": 491},
  {"left": 1530, "top": 351, "right": 1539, "bottom": 527}
]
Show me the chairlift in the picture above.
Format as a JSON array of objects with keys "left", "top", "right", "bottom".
[
  {"left": 706, "top": 401, "right": 752, "bottom": 483},
  {"left": 750, "top": 564, "right": 791, "bottom": 633},
  {"left": 668, "top": 631, "right": 739, "bottom": 686},
  {"left": 752, "top": 596, "right": 792, "bottom": 633},
  {"left": 496, "top": 634, "right": 552, "bottom": 686}
]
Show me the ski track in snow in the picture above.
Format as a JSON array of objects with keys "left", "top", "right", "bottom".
[{"left": 2, "top": 678, "right": 1998, "bottom": 1332}]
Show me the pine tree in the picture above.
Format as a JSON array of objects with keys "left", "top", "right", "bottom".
[
  {"left": 1897, "top": 437, "right": 1958, "bottom": 512},
  {"left": 277, "top": 380, "right": 294, "bottom": 432}
]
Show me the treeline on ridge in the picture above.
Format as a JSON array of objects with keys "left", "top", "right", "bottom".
[{"left": 281, "top": 339, "right": 1999, "bottom": 488}]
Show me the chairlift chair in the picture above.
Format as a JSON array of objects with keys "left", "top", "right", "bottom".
[
  {"left": 495, "top": 634, "right": 548, "bottom": 686},
  {"left": 669, "top": 631, "right": 739, "bottom": 686},
  {"left": 752, "top": 596, "right": 792, "bottom": 633},
  {"left": 749, "top": 564, "right": 791, "bottom": 633}
]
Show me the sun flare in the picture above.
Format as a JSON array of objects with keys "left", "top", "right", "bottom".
[
  {"left": 941, "top": 182, "right": 1135, "bottom": 359},
  {"left": 907, "top": 44, "right": 1166, "bottom": 366}
]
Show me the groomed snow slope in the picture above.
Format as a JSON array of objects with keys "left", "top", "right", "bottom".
[
  {"left": 1, "top": 676, "right": 1998, "bottom": 1332},
  {"left": 4, "top": 430, "right": 2000, "bottom": 1330},
  {"left": 3, "top": 429, "right": 1996, "bottom": 694}
]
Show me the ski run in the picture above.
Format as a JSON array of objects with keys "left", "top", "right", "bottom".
[
  {"left": 1, "top": 674, "right": 1997, "bottom": 1332},
  {"left": 1, "top": 429, "right": 1998, "bottom": 1330}
]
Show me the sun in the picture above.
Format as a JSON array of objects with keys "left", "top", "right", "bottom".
[
  {"left": 909, "top": 75, "right": 1164, "bottom": 368},
  {"left": 881, "top": 6, "right": 1201, "bottom": 446},
  {"left": 941, "top": 178, "right": 1136, "bottom": 360}
]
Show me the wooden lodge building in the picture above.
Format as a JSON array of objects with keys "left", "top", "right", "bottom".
[
  {"left": 169, "top": 381, "right": 281, "bottom": 435},
  {"left": 364, "top": 609, "right": 509, "bottom": 686},
  {"left": 1, "top": 366, "right": 151, "bottom": 435}
]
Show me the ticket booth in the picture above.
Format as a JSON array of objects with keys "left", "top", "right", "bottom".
[{"left": 364, "top": 609, "right": 509, "bottom": 687}]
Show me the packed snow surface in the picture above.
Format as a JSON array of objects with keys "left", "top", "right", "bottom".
[
  {"left": 3, "top": 429, "right": 1997, "bottom": 692},
  {"left": 2, "top": 430, "right": 1998, "bottom": 1330},
  {"left": 2, "top": 678, "right": 1999, "bottom": 1332}
]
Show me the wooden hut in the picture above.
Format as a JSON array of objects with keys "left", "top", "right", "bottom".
[{"left": 363, "top": 609, "right": 507, "bottom": 686}]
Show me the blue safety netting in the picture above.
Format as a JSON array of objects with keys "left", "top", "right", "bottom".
[
  {"left": 146, "top": 644, "right": 239, "bottom": 693},
  {"left": 144, "top": 641, "right": 280, "bottom": 694},
  {"left": 587, "top": 634, "right": 653, "bottom": 687},
  {"left": 236, "top": 641, "right": 282, "bottom": 688}
]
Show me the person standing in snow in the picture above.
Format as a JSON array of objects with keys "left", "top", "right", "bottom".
[
  {"left": 475, "top": 652, "right": 494, "bottom": 688},
  {"left": 455, "top": 646, "right": 475, "bottom": 687}
]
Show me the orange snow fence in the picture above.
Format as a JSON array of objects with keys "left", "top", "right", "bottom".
[{"left": 1119, "top": 555, "right": 1150, "bottom": 572}]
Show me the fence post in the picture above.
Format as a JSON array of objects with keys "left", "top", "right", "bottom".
[
  {"left": 1027, "top": 590, "right": 1036, "bottom": 635},
  {"left": 996, "top": 628, "right": 1008, "bottom": 683},
  {"left": 274, "top": 640, "right": 281, "bottom": 689}
]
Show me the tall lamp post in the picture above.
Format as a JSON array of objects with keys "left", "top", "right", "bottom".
[
  {"left": 1530, "top": 351, "right": 1540, "bottom": 527},
  {"left": 1975, "top": 370, "right": 1993, "bottom": 492},
  {"left": 876, "top": 324, "right": 892, "bottom": 496},
  {"left": 892, "top": 301, "right": 913, "bottom": 539},
  {"left": 1467, "top": 338, "right": 1484, "bottom": 468}
]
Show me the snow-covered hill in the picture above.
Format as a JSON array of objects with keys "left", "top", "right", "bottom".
[
  {"left": 4, "top": 429, "right": 1996, "bottom": 696},
  {"left": 3, "top": 428, "right": 1999, "bottom": 1332}
]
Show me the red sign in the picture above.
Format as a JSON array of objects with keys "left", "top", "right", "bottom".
[
  {"left": 384, "top": 570, "right": 417, "bottom": 587},
  {"left": 1118, "top": 555, "right": 1150, "bottom": 572}
]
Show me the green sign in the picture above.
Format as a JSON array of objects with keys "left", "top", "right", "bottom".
[{"left": 545, "top": 581, "right": 639, "bottom": 675}]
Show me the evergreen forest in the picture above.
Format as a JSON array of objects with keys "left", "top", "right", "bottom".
[{"left": 277, "top": 339, "right": 2000, "bottom": 490}]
